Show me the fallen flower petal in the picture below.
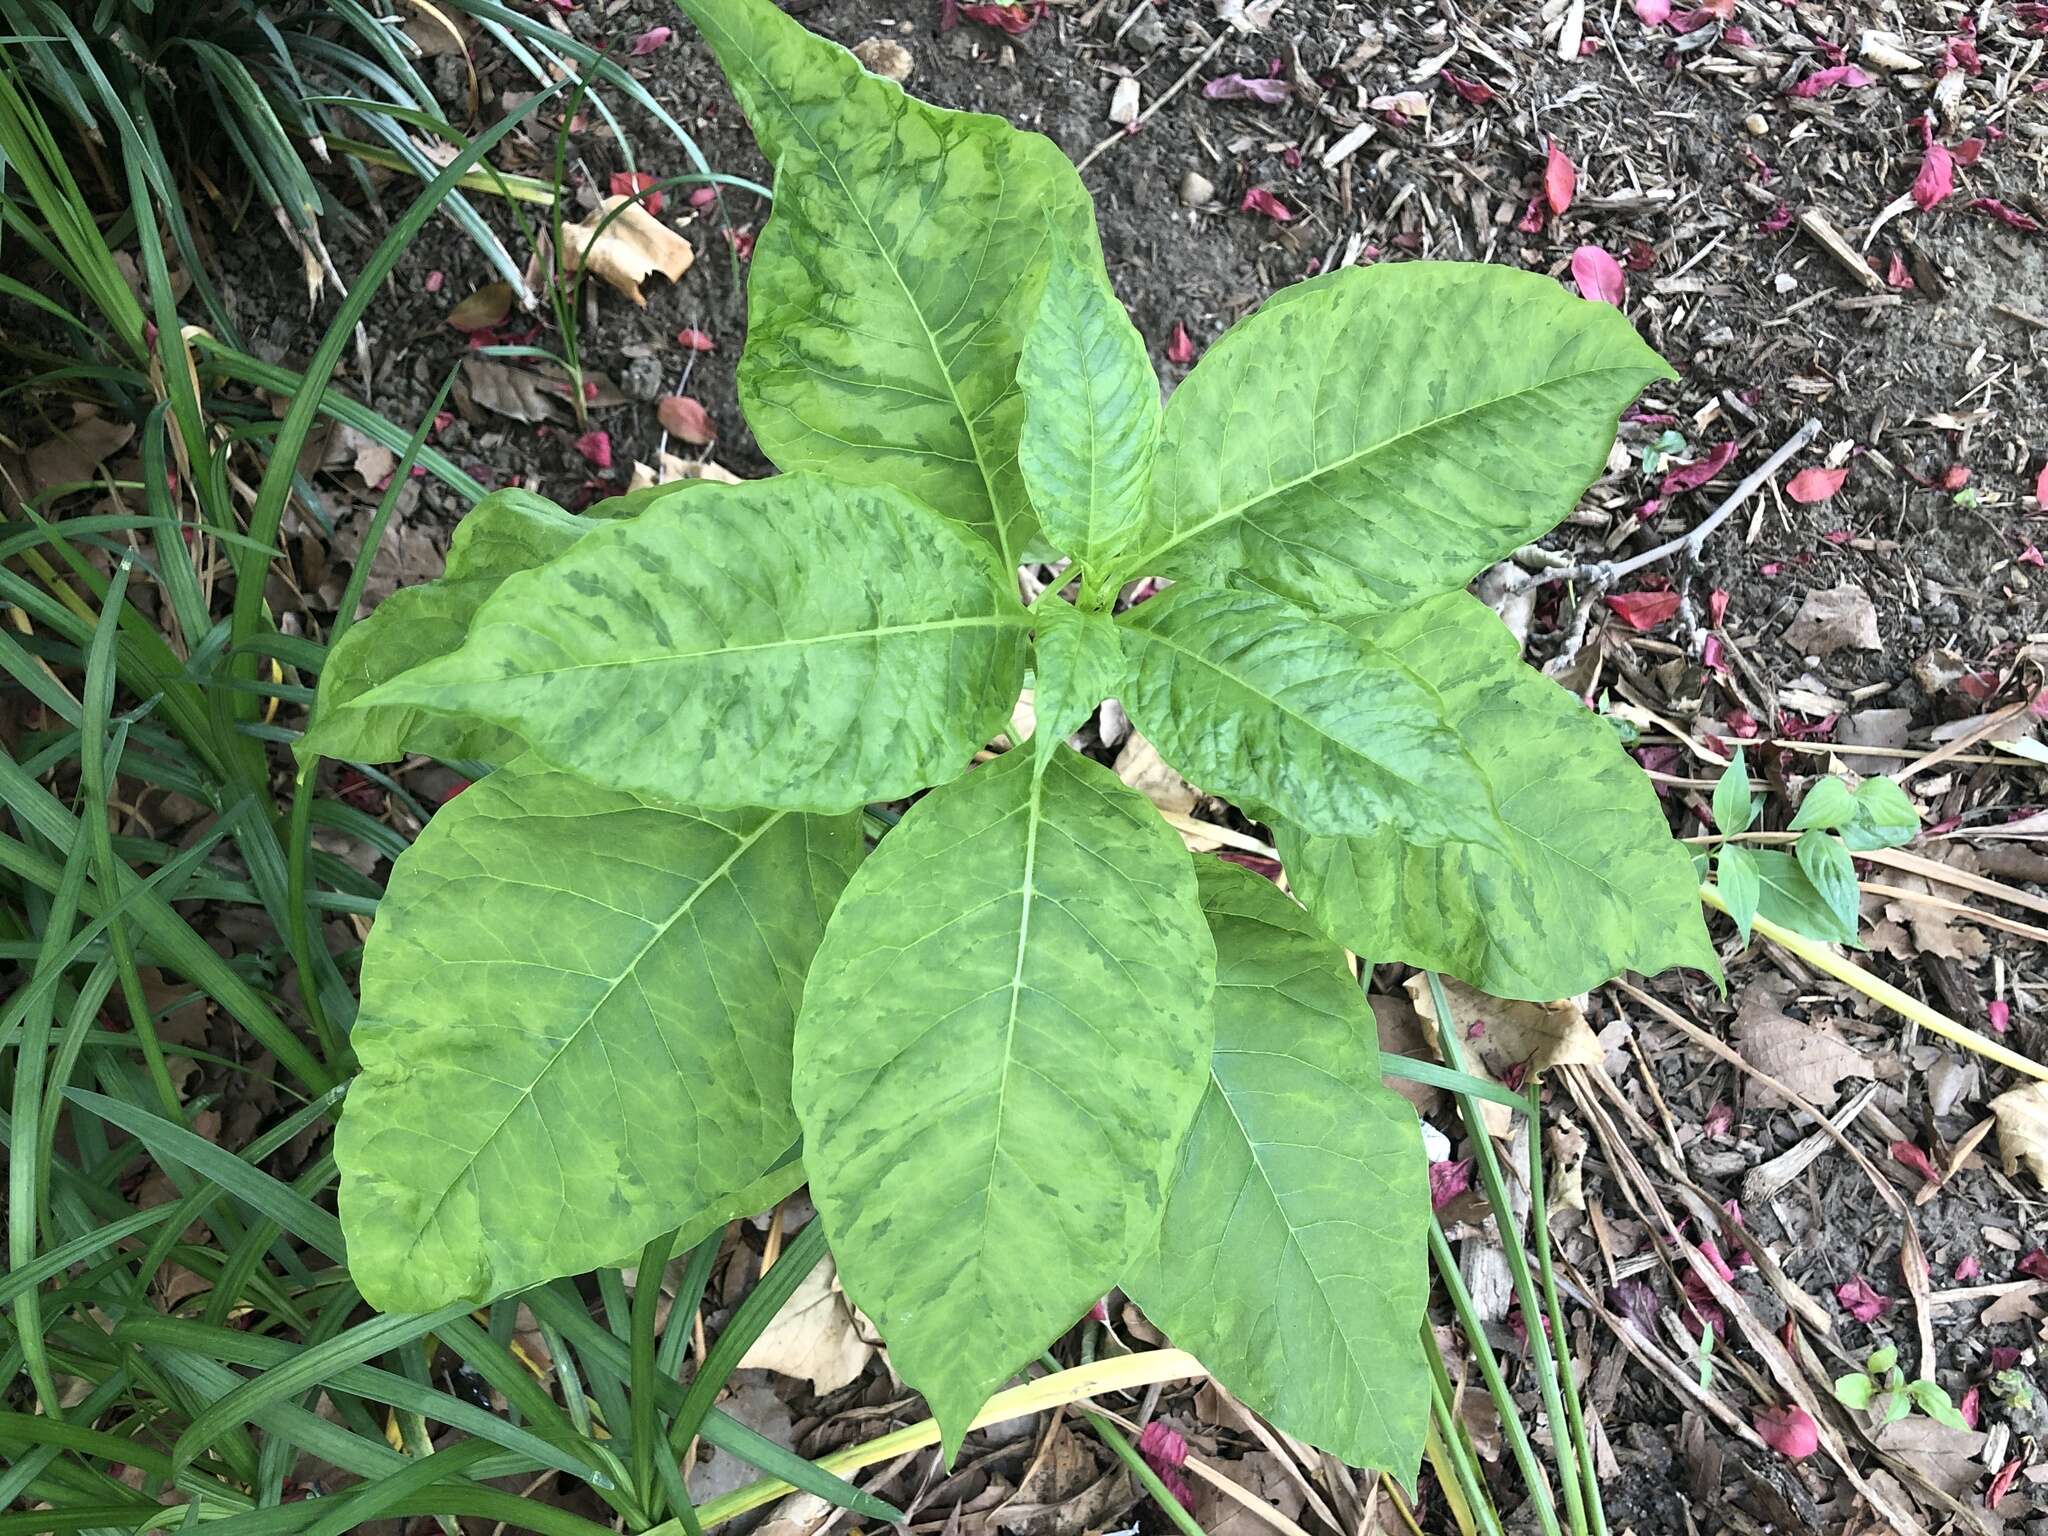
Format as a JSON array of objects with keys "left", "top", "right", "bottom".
[
  {"left": 1953, "top": 137, "right": 1986, "bottom": 166},
  {"left": 1969, "top": 198, "right": 2043, "bottom": 232},
  {"left": 1634, "top": 0, "right": 1672, "bottom": 20},
  {"left": 1544, "top": 140, "right": 1576, "bottom": 215},
  {"left": 957, "top": 0, "right": 1045, "bottom": 34},
  {"left": 1955, "top": 1254, "right": 1982, "bottom": 1281},
  {"left": 1240, "top": 186, "right": 1293, "bottom": 221},
  {"left": 1662, "top": 440, "right": 1739, "bottom": 494},
  {"left": 1786, "top": 465, "right": 1849, "bottom": 503},
  {"left": 1709, "top": 588, "right": 1730, "bottom": 626},
  {"left": 1912, "top": 143, "right": 1954, "bottom": 211},
  {"left": 1835, "top": 1274, "right": 1892, "bottom": 1322},
  {"left": 1759, "top": 202, "right": 1794, "bottom": 232},
  {"left": 2038, "top": 461, "right": 2048, "bottom": 506},
  {"left": 1987, "top": 1457, "right": 2023, "bottom": 1510},
  {"left": 1991, "top": 999, "right": 2011, "bottom": 1033},
  {"left": 1703, "top": 1101, "right": 1734, "bottom": 1136},
  {"left": 2019, "top": 1248, "right": 2048, "bottom": 1280},
  {"left": 1605, "top": 590, "right": 1682, "bottom": 630},
  {"left": 572, "top": 430, "right": 612, "bottom": 470},
  {"left": 1886, "top": 251, "right": 1915, "bottom": 289},
  {"left": 1166, "top": 322, "right": 1195, "bottom": 364},
  {"left": 1430, "top": 1158, "right": 1475, "bottom": 1209},
  {"left": 1439, "top": 68, "right": 1495, "bottom": 104},
  {"left": 1890, "top": 1139, "right": 1941, "bottom": 1186},
  {"left": 676, "top": 327, "right": 716, "bottom": 351},
  {"left": 1755, "top": 1404, "right": 1819, "bottom": 1459},
  {"left": 657, "top": 395, "right": 716, "bottom": 445},
  {"left": 424, "top": 269, "right": 445, "bottom": 294},
  {"left": 609, "top": 170, "right": 664, "bottom": 217},
  {"left": 1570, "top": 245, "right": 1627, "bottom": 305},
  {"left": 1942, "top": 463, "right": 1970, "bottom": 490},
  {"left": 628, "top": 25, "right": 671, "bottom": 55},
  {"left": 2022, "top": 545, "right": 2046, "bottom": 569},
  {"left": 1787, "top": 64, "right": 1874, "bottom": 96},
  {"left": 1959, "top": 1384, "right": 1982, "bottom": 1425},
  {"left": 1203, "top": 73, "right": 1292, "bottom": 102},
  {"left": 1137, "top": 1420, "right": 1194, "bottom": 1509}
]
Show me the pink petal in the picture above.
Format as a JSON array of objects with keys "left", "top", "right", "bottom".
[
  {"left": 1969, "top": 198, "right": 2044, "bottom": 232},
  {"left": 1240, "top": 186, "right": 1292, "bottom": 221},
  {"left": 1959, "top": 1385, "right": 1981, "bottom": 1428},
  {"left": 572, "top": 430, "right": 612, "bottom": 470},
  {"left": 657, "top": 395, "right": 716, "bottom": 445},
  {"left": 1942, "top": 463, "right": 1971, "bottom": 490},
  {"left": 2037, "top": 461, "right": 2048, "bottom": 506},
  {"left": 1604, "top": 590, "right": 1682, "bottom": 630},
  {"left": 1885, "top": 252, "right": 1915, "bottom": 289},
  {"left": 957, "top": 1, "right": 1045, "bottom": 35},
  {"left": 1759, "top": 202, "right": 1794, "bottom": 232},
  {"left": 1634, "top": 0, "right": 1672, "bottom": 23},
  {"left": 1429, "top": 1159, "right": 1475, "bottom": 1209},
  {"left": 1953, "top": 137, "right": 1986, "bottom": 165},
  {"left": 1955, "top": 1255, "right": 1982, "bottom": 1281},
  {"left": 1570, "top": 245, "right": 1626, "bottom": 305},
  {"left": 676, "top": 328, "right": 716, "bottom": 352},
  {"left": 1911, "top": 143, "right": 1954, "bottom": 210},
  {"left": 1137, "top": 1421, "right": 1194, "bottom": 1509},
  {"left": 1785, "top": 465, "right": 1849, "bottom": 503},
  {"left": 1708, "top": 588, "right": 1730, "bottom": 625},
  {"left": 1203, "top": 73, "right": 1292, "bottom": 102},
  {"left": 1661, "top": 441, "right": 1739, "bottom": 494},
  {"left": 1890, "top": 1140, "right": 1941, "bottom": 1186},
  {"left": 1439, "top": 68, "right": 1495, "bottom": 104},
  {"left": 1787, "top": 64, "right": 1874, "bottom": 97},
  {"left": 1543, "top": 140, "right": 1576, "bottom": 215},
  {"left": 2022, "top": 545, "right": 2046, "bottom": 569},
  {"left": 1166, "top": 322, "right": 1195, "bottom": 365},
  {"left": 628, "top": 25, "right": 671, "bottom": 55},
  {"left": 688, "top": 186, "right": 719, "bottom": 208},
  {"left": 1756, "top": 1405, "right": 1819, "bottom": 1460},
  {"left": 2020, "top": 1248, "right": 2048, "bottom": 1280},
  {"left": 1834, "top": 1274, "right": 1892, "bottom": 1323},
  {"left": 424, "top": 270, "right": 445, "bottom": 294},
  {"left": 1703, "top": 1102, "right": 1734, "bottom": 1136},
  {"left": 1991, "top": 999, "right": 2012, "bottom": 1033}
]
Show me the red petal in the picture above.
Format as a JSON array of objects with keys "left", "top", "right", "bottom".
[
  {"left": 1604, "top": 590, "right": 1682, "bottom": 630},
  {"left": 1834, "top": 1274, "right": 1892, "bottom": 1322},
  {"left": 1785, "top": 465, "right": 1849, "bottom": 504},
  {"left": 1166, "top": 322, "right": 1195, "bottom": 364},
  {"left": 657, "top": 395, "right": 717, "bottom": 445},
  {"left": 1787, "top": 64, "right": 1874, "bottom": 97},
  {"left": 1239, "top": 186, "right": 1293, "bottom": 221},
  {"left": 608, "top": 170, "right": 664, "bottom": 217},
  {"left": 1889, "top": 1140, "right": 1941, "bottom": 1186},
  {"left": 628, "top": 25, "right": 671, "bottom": 55},
  {"left": 676, "top": 328, "right": 716, "bottom": 352},
  {"left": 1439, "top": 68, "right": 1495, "bottom": 104},
  {"left": 1543, "top": 140, "right": 1576, "bottom": 215},
  {"left": 1755, "top": 1405, "right": 1819, "bottom": 1460},
  {"left": 572, "top": 430, "right": 612, "bottom": 470},
  {"left": 1911, "top": 143, "right": 1954, "bottom": 210},
  {"left": 1969, "top": 198, "right": 2044, "bottom": 232},
  {"left": 1661, "top": 440, "right": 1739, "bottom": 494}
]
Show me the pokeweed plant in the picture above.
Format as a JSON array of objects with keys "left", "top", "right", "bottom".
[{"left": 302, "top": 0, "right": 1718, "bottom": 1484}]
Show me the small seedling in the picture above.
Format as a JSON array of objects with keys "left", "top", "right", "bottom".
[{"left": 1832, "top": 1346, "right": 1971, "bottom": 1429}]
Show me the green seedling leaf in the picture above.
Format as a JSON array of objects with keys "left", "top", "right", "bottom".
[
  {"left": 1880, "top": 1390, "right": 1913, "bottom": 1426},
  {"left": 1751, "top": 848, "right": 1861, "bottom": 947},
  {"left": 1717, "top": 843, "right": 1760, "bottom": 945},
  {"left": 1906, "top": 1377, "right": 1971, "bottom": 1431},
  {"left": 1795, "top": 829, "right": 1860, "bottom": 936},
  {"left": 1833, "top": 1372, "right": 1875, "bottom": 1410},
  {"left": 1865, "top": 1345, "right": 1898, "bottom": 1374},
  {"left": 1127, "top": 263, "right": 1676, "bottom": 617},
  {"left": 1017, "top": 239, "right": 1159, "bottom": 578},
  {"left": 300, "top": 487, "right": 601, "bottom": 766},
  {"left": 1275, "top": 593, "right": 1718, "bottom": 1000},
  {"left": 794, "top": 746, "right": 1215, "bottom": 1458},
  {"left": 1842, "top": 776, "right": 1920, "bottom": 852},
  {"left": 1126, "top": 860, "right": 1429, "bottom": 1480},
  {"left": 351, "top": 475, "right": 1030, "bottom": 813},
  {"left": 679, "top": 0, "right": 1094, "bottom": 566},
  {"left": 1712, "top": 746, "right": 1756, "bottom": 835},
  {"left": 335, "top": 759, "right": 862, "bottom": 1311},
  {"left": 1788, "top": 775, "right": 1856, "bottom": 833},
  {"left": 1031, "top": 597, "right": 1124, "bottom": 768},
  {"left": 1119, "top": 585, "right": 1503, "bottom": 845}
]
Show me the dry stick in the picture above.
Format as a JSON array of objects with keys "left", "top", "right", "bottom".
[
  {"left": 1506, "top": 417, "right": 1824, "bottom": 592},
  {"left": 1075, "top": 31, "right": 1232, "bottom": 171}
]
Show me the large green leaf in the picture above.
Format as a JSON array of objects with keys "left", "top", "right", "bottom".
[
  {"left": 1017, "top": 241, "right": 1159, "bottom": 578},
  {"left": 679, "top": 0, "right": 1097, "bottom": 567},
  {"left": 1753, "top": 847, "right": 1860, "bottom": 947},
  {"left": 349, "top": 474, "right": 1030, "bottom": 813},
  {"left": 1119, "top": 584, "right": 1503, "bottom": 845},
  {"left": 1126, "top": 859, "right": 1430, "bottom": 1478},
  {"left": 336, "top": 758, "right": 861, "bottom": 1311},
  {"left": 1276, "top": 593, "right": 1717, "bottom": 1000},
  {"left": 794, "top": 746, "right": 1214, "bottom": 1454},
  {"left": 299, "top": 488, "right": 598, "bottom": 766},
  {"left": 1029, "top": 597, "right": 1122, "bottom": 767},
  {"left": 1127, "top": 264, "right": 1675, "bottom": 616}
]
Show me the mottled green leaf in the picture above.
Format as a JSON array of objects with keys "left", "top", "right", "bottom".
[
  {"left": 679, "top": 0, "right": 1095, "bottom": 566},
  {"left": 352, "top": 474, "right": 1030, "bottom": 813},
  {"left": 1018, "top": 242, "right": 1159, "bottom": 576},
  {"left": 1030, "top": 598, "right": 1123, "bottom": 767},
  {"left": 795, "top": 746, "right": 1214, "bottom": 1455},
  {"left": 1717, "top": 844, "right": 1759, "bottom": 945},
  {"left": 1128, "top": 264, "right": 1675, "bottom": 616},
  {"left": 1795, "top": 829, "right": 1859, "bottom": 934},
  {"left": 1119, "top": 585, "right": 1502, "bottom": 844},
  {"left": 1842, "top": 777, "right": 1919, "bottom": 853},
  {"left": 1713, "top": 747, "right": 1756, "bottom": 836},
  {"left": 1751, "top": 848, "right": 1859, "bottom": 947},
  {"left": 299, "top": 489, "right": 597, "bottom": 766},
  {"left": 1788, "top": 776, "right": 1855, "bottom": 834},
  {"left": 1275, "top": 594, "right": 1718, "bottom": 1000},
  {"left": 1126, "top": 860, "right": 1430, "bottom": 1477},
  {"left": 336, "top": 758, "right": 862, "bottom": 1311}
]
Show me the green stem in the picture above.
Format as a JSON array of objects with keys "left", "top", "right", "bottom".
[{"left": 1526, "top": 1075, "right": 1605, "bottom": 1536}]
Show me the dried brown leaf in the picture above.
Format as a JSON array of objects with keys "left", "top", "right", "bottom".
[
  {"left": 1784, "top": 583, "right": 1881, "bottom": 657},
  {"left": 563, "top": 196, "right": 694, "bottom": 306},
  {"left": 1990, "top": 1080, "right": 2048, "bottom": 1185},
  {"left": 1729, "top": 982, "right": 1877, "bottom": 1107},
  {"left": 734, "top": 1254, "right": 873, "bottom": 1395}
]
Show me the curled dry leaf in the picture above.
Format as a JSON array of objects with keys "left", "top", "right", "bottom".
[
  {"left": 1405, "top": 973, "right": 1599, "bottom": 1134},
  {"left": 563, "top": 196, "right": 695, "bottom": 306},
  {"left": 1990, "top": 1080, "right": 2048, "bottom": 1185},
  {"left": 657, "top": 394, "right": 717, "bottom": 445},
  {"left": 734, "top": 1254, "right": 875, "bottom": 1394},
  {"left": 1784, "top": 583, "right": 1881, "bottom": 656},
  {"left": 27, "top": 409, "right": 136, "bottom": 492},
  {"left": 448, "top": 281, "right": 515, "bottom": 333}
]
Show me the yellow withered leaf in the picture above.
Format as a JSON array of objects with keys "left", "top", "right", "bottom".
[{"left": 562, "top": 196, "right": 693, "bottom": 306}]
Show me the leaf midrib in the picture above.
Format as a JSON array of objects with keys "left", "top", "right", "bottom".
[{"left": 1129, "top": 362, "right": 1657, "bottom": 575}]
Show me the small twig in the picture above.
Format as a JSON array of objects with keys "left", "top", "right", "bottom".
[
  {"left": 1075, "top": 30, "right": 1231, "bottom": 171},
  {"left": 1509, "top": 417, "right": 1822, "bottom": 594}
]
